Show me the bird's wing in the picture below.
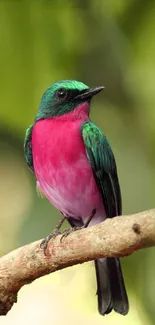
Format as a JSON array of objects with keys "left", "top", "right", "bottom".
[
  {"left": 24, "top": 124, "right": 34, "bottom": 173},
  {"left": 81, "top": 121, "right": 122, "bottom": 217}
]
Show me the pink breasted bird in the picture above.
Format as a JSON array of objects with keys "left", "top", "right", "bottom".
[{"left": 24, "top": 80, "right": 129, "bottom": 316}]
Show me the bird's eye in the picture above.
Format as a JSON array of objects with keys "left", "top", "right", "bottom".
[{"left": 56, "top": 88, "right": 67, "bottom": 99}]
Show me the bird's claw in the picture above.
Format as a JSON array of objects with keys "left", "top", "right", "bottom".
[
  {"left": 60, "top": 225, "right": 84, "bottom": 242},
  {"left": 41, "top": 228, "right": 61, "bottom": 254}
]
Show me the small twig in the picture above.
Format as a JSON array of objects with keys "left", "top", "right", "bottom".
[{"left": 0, "top": 208, "right": 155, "bottom": 315}]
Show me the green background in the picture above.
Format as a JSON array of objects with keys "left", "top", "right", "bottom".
[{"left": 0, "top": 1, "right": 155, "bottom": 324}]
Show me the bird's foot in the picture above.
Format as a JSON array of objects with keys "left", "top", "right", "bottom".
[
  {"left": 60, "top": 209, "right": 96, "bottom": 242},
  {"left": 41, "top": 228, "right": 61, "bottom": 254},
  {"left": 60, "top": 226, "right": 85, "bottom": 242},
  {"left": 41, "top": 215, "right": 66, "bottom": 254}
]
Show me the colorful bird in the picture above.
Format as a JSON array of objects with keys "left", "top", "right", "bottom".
[{"left": 24, "top": 80, "right": 129, "bottom": 316}]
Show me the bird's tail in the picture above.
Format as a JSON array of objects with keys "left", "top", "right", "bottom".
[{"left": 95, "top": 257, "right": 129, "bottom": 315}]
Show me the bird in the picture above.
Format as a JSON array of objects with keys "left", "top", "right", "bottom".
[{"left": 24, "top": 79, "right": 129, "bottom": 316}]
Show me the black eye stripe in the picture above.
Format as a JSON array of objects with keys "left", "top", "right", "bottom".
[
  {"left": 68, "top": 89, "right": 89, "bottom": 98},
  {"left": 55, "top": 88, "right": 88, "bottom": 100},
  {"left": 66, "top": 89, "right": 80, "bottom": 100}
]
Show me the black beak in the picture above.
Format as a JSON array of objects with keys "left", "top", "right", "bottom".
[{"left": 74, "top": 86, "right": 105, "bottom": 100}]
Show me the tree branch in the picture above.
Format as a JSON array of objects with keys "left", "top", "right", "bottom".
[{"left": 0, "top": 208, "right": 155, "bottom": 315}]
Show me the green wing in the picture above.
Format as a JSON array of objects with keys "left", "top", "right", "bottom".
[
  {"left": 82, "top": 121, "right": 122, "bottom": 217},
  {"left": 24, "top": 124, "right": 34, "bottom": 173}
]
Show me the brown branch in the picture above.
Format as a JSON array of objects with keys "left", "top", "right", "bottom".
[{"left": 0, "top": 208, "right": 155, "bottom": 315}]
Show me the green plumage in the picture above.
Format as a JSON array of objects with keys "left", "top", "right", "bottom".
[
  {"left": 82, "top": 121, "right": 122, "bottom": 217},
  {"left": 24, "top": 124, "right": 34, "bottom": 172}
]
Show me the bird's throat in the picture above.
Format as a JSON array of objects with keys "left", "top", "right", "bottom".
[{"left": 53, "top": 101, "right": 90, "bottom": 121}]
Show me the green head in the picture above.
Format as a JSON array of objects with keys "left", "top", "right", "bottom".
[{"left": 35, "top": 80, "right": 104, "bottom": 121}]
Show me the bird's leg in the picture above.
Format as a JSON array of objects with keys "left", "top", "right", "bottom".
[
  {"left": 41, "top": 215, "right": 66, "bottom": 252},
  {"left": 84, "top": 208, "right": 96, "bottom": 228},
  {"left": 60, "top": 209, "right": 96, "bottom": 241}
]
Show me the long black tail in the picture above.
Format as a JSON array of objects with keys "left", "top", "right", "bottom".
[{"left": 95, "top": 257, "right": 129, "bottom": 315}]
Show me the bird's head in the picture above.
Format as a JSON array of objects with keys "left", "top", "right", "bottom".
[{"left": 35, "top": 80, "right": 104, "bottom": 121}]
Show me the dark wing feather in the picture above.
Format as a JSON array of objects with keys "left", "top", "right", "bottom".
[
  {"left": 81, "top": 121, "right": 129, "bottom": 316},
  {"left": 24, "top": 124, "right": 34, "bottom": 173},
  {"left": 82, "top": 121, "right": 122, "bottom": 217}
]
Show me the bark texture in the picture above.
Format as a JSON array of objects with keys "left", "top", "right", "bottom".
[{"left": 0, "top": 209, "right": 155, "bottom": 315}]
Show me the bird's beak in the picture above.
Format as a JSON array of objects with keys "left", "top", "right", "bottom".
[{"left": 74, "top": 86, "right": 105, "bottom": 100}]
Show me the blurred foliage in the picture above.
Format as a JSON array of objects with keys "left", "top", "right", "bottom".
[{"left": 0, "top": 0, "right": 155, "bottom": 324}]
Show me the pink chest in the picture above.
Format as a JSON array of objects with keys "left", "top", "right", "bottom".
[
  {"left": 32, "top": 118, "right": 104, "bottom": 220},
  {"left": 32, "top": 118, "right": 89, "bottom": 184}
]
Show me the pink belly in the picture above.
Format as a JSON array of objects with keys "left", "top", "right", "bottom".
[{"left": 32, "top": 119, "right": 106, "bottom": 224}]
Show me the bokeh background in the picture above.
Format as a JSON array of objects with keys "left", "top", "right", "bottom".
[{"left": 0, "top": 1, "right": 155, "bottom": 324}]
